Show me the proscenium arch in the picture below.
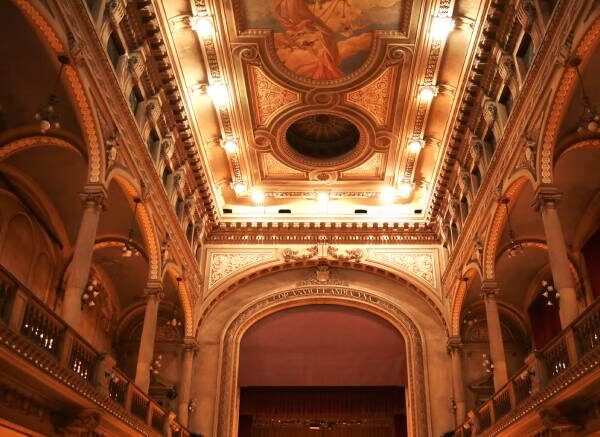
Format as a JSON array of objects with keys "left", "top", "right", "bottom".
[
  {"left": 10, "top": 0, "right": 105, "bottom": 183},
  {"left": 198, "top": 259, "right": 448, "bottom": 337},
  {"left": 538, "top": 11, "right": 600, "bottom": 184},
  {"left": 216, "top": 286, "right": 429, "bottom": 437}
]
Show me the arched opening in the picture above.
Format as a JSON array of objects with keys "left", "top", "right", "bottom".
[
  {"left": 583, "top": 226, "right": 600, "bottom": 299},
  {"left": 238, "top": 304, "right": 408, "bottom": 437}
]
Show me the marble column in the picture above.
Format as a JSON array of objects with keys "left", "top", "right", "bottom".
[
  {"left": 481, "top": 282, "right": 508, "bottom": 391},
  {"left": 448, "top": 336, "right": 466, "bottom": 424},
  {"left": 534, "top": 185, "right": 579, "bottom": 327},
  {"left": 62, "top": 187, "right": 106, "bottom": 328},
  {"left": 135, "top": 283, "right": 163, "bottom": 393},
  {"left": 177, "top": 337, "right": 197, "bottom": 426},
  {"left": 189, "top": 342, "right": 220, "bottom": 436}
]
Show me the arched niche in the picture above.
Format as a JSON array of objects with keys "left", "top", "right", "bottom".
[{"left": 190, "top": 267, "right": 453, "bottom": 437}]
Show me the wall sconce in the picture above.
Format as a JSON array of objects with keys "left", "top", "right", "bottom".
[{"left": 188, "top": 398, "right": 197, "bottom": 413}]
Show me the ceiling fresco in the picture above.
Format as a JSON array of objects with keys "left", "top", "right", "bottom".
[{"left": 242, "top": 0, "right": 405, "bottom": 80}]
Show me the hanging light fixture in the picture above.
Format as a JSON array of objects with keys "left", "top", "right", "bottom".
[
  {"left": 500, "top": 197, "right": 523, "bottom": 257},
  {"left": 122, "top": 198, "right": 142, "bottom": 258},
  {"left": 569, "top": 57, "right": 600, "bottom": 134},
  {"left": 482, "top": 353, "right": 494, "bottom": 374},
  {"left": 166, "top": 278, "right": 183, "bottom": 327},
  {"left": 35, "top": 55, "right": 70, "bottom": 134},
  {"left": 540, "top": 279, "right": 559, "bottom": 306},
  {"left": 150, "top": 354, "right": 163, "bottom": 375},
  {"left": 81, "top": 276, "right": 101, "bottom": 308}
]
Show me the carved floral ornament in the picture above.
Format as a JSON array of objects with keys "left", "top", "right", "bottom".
[{"left": 206, "top": 246, "right": 438, "bottom": 293}]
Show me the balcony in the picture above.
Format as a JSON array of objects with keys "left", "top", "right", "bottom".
[
  {"left": 0, "top": 267, "right": 190, "bottom": 436},
  {"left": 455, "top": 298, "right": 600, "bottom": 436}
]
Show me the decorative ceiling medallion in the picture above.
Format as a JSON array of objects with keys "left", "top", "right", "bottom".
[
  {"left": 345, "top": 67, "right": 395, "bottom": 125},
  {"left": 248, "top": 65, "right": 300, "bottom": 126},
  {"left": 260, "top": 153, "right": 306, "bottom": 178},
  {"left": 286, "top": 114, "right": 360, "bottom": 159},
  {"left": 340, "top": 153, "right": 384, "bottom": 179},
  {"left": 274, "top": 110, "right": 372, "bottom": 171}
]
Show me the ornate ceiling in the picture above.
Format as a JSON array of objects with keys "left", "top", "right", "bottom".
[{"left": 157, "top": 0, "right": 488, "bottom": 224}]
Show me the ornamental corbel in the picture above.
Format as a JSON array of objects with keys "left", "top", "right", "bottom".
[
  {"left": 127, "top": 49, "right": 146, "bottom": 79},
  {"left": 105, "top": 0, "right": 127, "bottom": 26},
  {"left": 160, "top": 135, "right": 175, "bottom": 160},
  {"left": 482, "top": 100, "right": 498, "bottom": 124},
  {"left": 105, "top": 135, "right": 118, "bottom": 169}
]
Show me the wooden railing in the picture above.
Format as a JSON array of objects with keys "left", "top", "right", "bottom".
[
  {"left": 455, "top": 297, "right": 600, "bottom": 436},
  {"left": 0, "top": 267, "right": 190, "bottom": 437}
]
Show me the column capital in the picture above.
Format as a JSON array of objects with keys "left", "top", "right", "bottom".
[
  {"left": 79, "top": 184, "right": 108, "bottom": 210},
  {"left": 533, "top": 184, "right": 562, "bottom": 212},
  {"left": 143, "top": 282, "right": 164, "bottom": 300},
  {"left": 480, "top": 281, "right": 500, "bottom": 300},
  {"left": 447, "top": 336, "right": 463, "bottom": 354},
  {"left": 183, "top": 336, "right": 199, "bottom": 354}
]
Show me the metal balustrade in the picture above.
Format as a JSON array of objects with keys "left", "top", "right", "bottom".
[
  {"left": 455, "top": 297, "right": 600, "bottom": 436},
  {"left": 0, "top": 267, "right": 190, "bottom": 437}
]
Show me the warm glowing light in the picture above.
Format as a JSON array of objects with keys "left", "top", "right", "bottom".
[
  {"left": 398, "top": 182, "right": 413, "bottom": 198},
  {"left": 316, "top": 192, "right": 330, "bottom": 204},
  {"left": 419, "top": 85, "right": 438, "bottom": 101},
  {"left": 251, "top": 189, "right": 265, "bottom": 204},
  {"left": 191, "top": 16, "right": 214, "bottom": 38},
  {"left": 222, "top": 138, "right": 238, "bottom": 154},
  {"left": 232, "top": 181, "right": 247, "bottom": 196},
  {"left": 430, "top": 16, "right": 454, "bottom": 41},
  {"left": 207, "top": 83, "right": 229, "bottom": 107},
  {"left": 379, "top": 186, "right": 397, "bottom": 204},
  {"left": 407, "top": 139, "right": 423, "bottom": 154}
]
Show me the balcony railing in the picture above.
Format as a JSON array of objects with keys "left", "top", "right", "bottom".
[
  {"left": 455, "top": 297, "right": 600, "bottom": 436},
  {"left": 0, "top": 267, "right": 190, "bottom": 437}
]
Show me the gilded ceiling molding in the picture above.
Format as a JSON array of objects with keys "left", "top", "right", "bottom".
[
  {"left": 539, "top": 13, "right": 600, "bottom": 184},
  {"left": 556, "top": 138, "right": 600, "bottom": 160},
  {"left": 12, "top": 0, "right": 104, "bottom": 184},
  {"left": 215, "top": 286, "right": 429, "bottom": 437},
  {"left": 340, "top": 153, "right": 384, "bottom": 178},
  {"left": 483, "top": 177, "right": 528, "bottom": 280},
  {"left": 260, "top": 153, "right": 305, "bottom": 178}
]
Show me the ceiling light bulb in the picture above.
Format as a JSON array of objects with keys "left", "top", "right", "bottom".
[
  {"left": 251, "top": 189, "right": 265, "bottom": 204},
  {"left": 207, "top": 83, "right": 229, "bottom": 108},
  {"left": 222, "top": 138, "right": 238, "bottom": 154},
  {"left": 407, "top": 139, "right": 423, "bottom": 154},
  {"left": 191, "top": 16, "right": 214, "bottom": 38},
  {"left": 419, "top": 85, "right": 437, "bottom": 101},
  {"left": 316, "top": 192, "right": 329, "bottom": 204},
  {"left": 398, "top": 182, "right": 413, "bottom": 198},
  {"left": 379, "top": 186, "right": 397, "bottom": 204},
  {"left": 430, "top": 16, "right": 454, "bottom": 41},
  {"left": 232, "top": 181, "right": 247, "bottom": 196}
]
